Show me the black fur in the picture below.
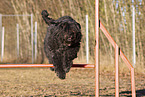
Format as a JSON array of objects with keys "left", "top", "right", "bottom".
[{"left": 42, "top": 10, "right": 82, "bottom": 79}]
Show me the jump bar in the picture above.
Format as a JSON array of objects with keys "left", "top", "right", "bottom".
[{"left": 0, "top": 64, "right": 94, "bottom": 68}]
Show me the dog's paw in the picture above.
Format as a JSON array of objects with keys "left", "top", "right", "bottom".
[
  {"left": 56, "top": 71, "right": 66, "bottom": 79},
  {"left": 50, "top": 67, "right": 54, "bottom": 71},
  {"left": 55, "top": 68, "right": 66, "bottom": 79}
]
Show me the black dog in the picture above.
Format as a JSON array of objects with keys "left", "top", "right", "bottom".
[{"left": 41, "top": 10, "right": 82, "bottom": 79}]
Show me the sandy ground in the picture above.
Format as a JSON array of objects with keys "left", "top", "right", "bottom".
[{"left": 0, "top": 68, "right": 144, "bottom": 97}]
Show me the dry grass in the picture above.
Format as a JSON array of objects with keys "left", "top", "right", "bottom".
[
  {"left": 0, "top": 68, "right": 95, "bottom": 96},
  {"left": 0, "top": 52, "right": 144, "bottom": 96},
  {"left": 0, "top": 67, "right": 144, "bottom": 96}
]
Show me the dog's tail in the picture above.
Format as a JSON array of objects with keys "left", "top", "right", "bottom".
[{"left": 41, "top": 10, "right": 55, "bottom": 25}]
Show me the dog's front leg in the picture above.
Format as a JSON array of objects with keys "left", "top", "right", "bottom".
[{"left": 52, "top": 51, "right": 66, "bottom": 79}]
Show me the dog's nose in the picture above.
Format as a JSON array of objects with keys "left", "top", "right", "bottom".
[{"left": 67, "top": 38, "right": 71, "bottom": 41}]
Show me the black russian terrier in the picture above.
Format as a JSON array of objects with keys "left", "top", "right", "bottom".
[{"left": 41, "top": 10, "right": 82, "bottom": 79}]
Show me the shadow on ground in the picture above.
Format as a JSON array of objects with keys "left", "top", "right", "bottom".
[
  {"left": 100, "top": 89, "right": 145, "bottom": 97},
  {"left": 119, "top": 89, "right": 145, "bottom": 97}
]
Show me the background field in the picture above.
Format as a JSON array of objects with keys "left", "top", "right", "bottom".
[
  {"left": 0, "top": 68, "right": 144, "bottom": 96},
  {"left": 0, "top": 0, "right": 144, "bottom": 69}
]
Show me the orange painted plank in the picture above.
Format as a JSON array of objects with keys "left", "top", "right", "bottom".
[
  {"left": 0, "top": 64, "right": 94, "bottom": 68},
  {"left": 120, "top": 50, "right": 133, "bottom": 69},
  {"left": 100, "top": 21, "right": 116, "bottom": 48},
  {"left": 100, "top": 21, "right": 133, "bottom": 70}
]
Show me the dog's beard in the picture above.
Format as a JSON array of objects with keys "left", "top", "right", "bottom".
[
  {"left": 63, "top": 29, "right": 77, "bottom": 47},
  {"left": 64, "top": 34, "right": 75, "bottom": 46}
]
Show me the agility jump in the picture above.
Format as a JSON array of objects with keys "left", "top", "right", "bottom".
[
  {"left": 0, "top": 0, "right": 136, "bottom": 97},
  {"left": 95, "top": 0, "right": 136, "bottom": 97}
]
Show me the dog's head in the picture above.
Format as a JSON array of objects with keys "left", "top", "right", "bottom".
[{"left": 58, "top": 21, "right": 82, "bottom": 47}]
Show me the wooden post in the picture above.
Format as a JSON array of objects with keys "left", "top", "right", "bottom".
[
  {"left": 131, "top": 67, "right": 136, "bottom": 97},
  {"left": 86, "top": 15, "right": 89, "bottom": 64},
  {"left": 95, "top": 0, "right": 99, "bottom": 96},
  {"left": 35, "top": 22, "right": 37, "bottom": 61},
  {"left": 17, "top": 24, "right": 19, "bottom": 57},
  {"left": 115, "top": 45, "right": 119, "bottom": 97},
  {"left": 31, "top": 13, "right": 33, "bottom": 64},
  {"left": 132, "top": 5, "right": 136, "bottom": 67},
  {"left": 1, "top": 27, "right": 4, "bottom": 62}
]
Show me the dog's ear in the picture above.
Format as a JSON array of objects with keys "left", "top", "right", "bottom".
[
  {"left": 76, "top": 32, "right": 82, "bottom": 40},
  {"left": 77, "top": 23, "right": 81, "bottom": 29}
]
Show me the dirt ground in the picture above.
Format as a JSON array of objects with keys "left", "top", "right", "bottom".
[{"left": 0, "top": 68, "right": 144, "bottom": 97}]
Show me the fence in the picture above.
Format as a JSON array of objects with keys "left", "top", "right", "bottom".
[
  {"left": 0, "top": 14, "right": 37, "bottom": 63},
  {"left": 0, "top": 14, "right": 90, "bottom": 64}
]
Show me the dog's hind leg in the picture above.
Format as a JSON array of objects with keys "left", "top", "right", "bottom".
[
  {"left": 48, "top": 56, "right": 55, "bottom": 71},
  {"left": 48, "top": 53, "right": 55, "bottom": 71},
  {"left": 44, "top": 43, "right": 55, "bottom": 71},
  {"left": 63, "top": 60, "right": 73, "bottom": 73},
  {"left": 62, "top": 52, "right": 73, "bottom": 73}
]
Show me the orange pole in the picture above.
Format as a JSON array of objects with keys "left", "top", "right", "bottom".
[
  {"left": 100, "top": 21, "right": 133, "bottom": 70},
  {"left": 100, "top": 21, "right": 136, "bottom": 96},
  {"left": 95, "top": 0, "right": 99, "bottom": 97},
  {"left": 115, "top": 45, "right": 119, "bottom": 97},
  {"left": 131, "top": 67, "right": 136, "bottom": 97},
  {"left": 100, "top": 21, "right": 116, "bottom": 48},
  {"left": 120, "top": 50, "right": 133, "bottom": 69},
  {"left": 0, "top": 64, "right": 94, "bottom": 68}
]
